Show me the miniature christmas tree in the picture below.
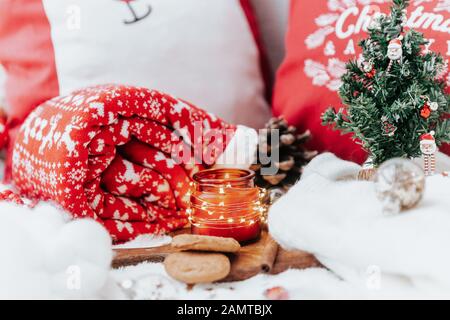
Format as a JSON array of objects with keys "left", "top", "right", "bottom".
[{"left": 322, "top": 0, "right": 450, "bottom": 167}]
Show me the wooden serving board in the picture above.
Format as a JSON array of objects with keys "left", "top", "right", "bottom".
[{"left": 113, "top": 230, "right": 322, "bottom": 282}]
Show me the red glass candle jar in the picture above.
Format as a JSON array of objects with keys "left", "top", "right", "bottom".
[{"left": 189, "top": 168, "right": 264, "bottom": 242}]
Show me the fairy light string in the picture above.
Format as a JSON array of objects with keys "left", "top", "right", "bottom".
[{"left": 187, "top": 170, "right": 269, "bottom": 230}]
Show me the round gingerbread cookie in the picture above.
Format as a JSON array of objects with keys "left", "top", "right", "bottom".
[
  {"left": 164, "top": 252, "right": 230, "bottom": 284},
  {"left": 171, "top": 234, "right": 240, "bottom": 253}
]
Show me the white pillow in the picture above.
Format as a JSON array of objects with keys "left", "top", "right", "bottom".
[
  {"left": 250, "top": 0, "right": 290, "bottom": 74},
  {"left": 40, "top": 0, "right": 270, "bottom": 128}
]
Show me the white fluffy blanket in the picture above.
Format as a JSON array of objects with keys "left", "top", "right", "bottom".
[
  {"left": 0, "top": 195, "right": 354, "bottom": 299},
  {"left": 0, "top": 182, "right": 352, "bottom": 300},
  {"left": 0, "top": 181, "right": 348, "bottom": 299},
  {"left": 269, "top": 153, "right": 450, "bottom": 299},
  {"left": 0, "top": 200, "right": 116, "bottom": 299},
  {"left": 5, "top": 152, "right": 450, "bottom": 299}
]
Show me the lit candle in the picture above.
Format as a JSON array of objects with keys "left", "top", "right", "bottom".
[{"left": 189, "top": 168, "right": 264, "bottom": 242}]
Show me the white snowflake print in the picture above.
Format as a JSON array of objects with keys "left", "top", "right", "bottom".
[
  {"left": 116, "top": 221, "right": 134, "bottom": 234},
  {"left": 172, "top": 101, "right": 190, "bottom": 114},
  {"left": 38, "top": 168, "right": 48, "bottom": 185},
  {"left": 89, "top": 102, "right": 105, "bottom": 118},
  {"left": 55, "top": 118, "right": 81, "bottom": 156},
  {"left": 144, "top": 194, "right": 160, "bottom": 203},
  {"left": 165, "top": 158, "right": 175, "bottom": 169},
  {"left": 48, "top": 170, "right": 58, "bottom": 188},
  {"left": 24, "top": 159, "right": 33, "bottom": 177},
  {"left": 304, "top": 60, "right": 330, "bottom": 86},
  {"left": 315, "top": 13, "right": 340, "bottom": 27},
  {"left": 305, "top": 26, "right": 335, "bottom": 50},
  {"left": 120, "top": 120, "right": 130, "bottom": 139},
  {"left": 38, "top": 114, "right": 62, "bottom": 155},
  {"left": 435, "top": 0, "right": 450, "bottom": 12},
  {"left": 68, "top": 167, "right": 86, "bottom": 183},
  {"left": 154, "top": 151, "right": 165, "bottom": 162},
  {"left": 122, "top": 160, "right": 140, "bottom": 184},
  {"left": 327, "top": 58, "right": 347, "bottom": 78},
  {"left": 157, "top": 182, "right": 170, "bottom": 193},
  {"left": 90, "top": 194, "right": 102, "bottom": 210},
  {"left": 119, "top": 197, "right": 139, "bottom": 214},
  {"left": 304, "top": 58, "right": 346, "bottom": 90},
  {"left": 113, "top": 210, "right": 130, "bottom": 221}
]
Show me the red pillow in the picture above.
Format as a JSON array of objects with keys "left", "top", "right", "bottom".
[{"left": 274, "top": 0, "right": 450, "bottom": 164}]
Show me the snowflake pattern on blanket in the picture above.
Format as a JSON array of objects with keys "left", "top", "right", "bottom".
[{"left": 12, "top": 85, "right": 236, "bottom": 242}]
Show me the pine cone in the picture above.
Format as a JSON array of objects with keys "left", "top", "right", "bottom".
[{"left": 252, "top": 117, "right": 317, "bottom": 202}]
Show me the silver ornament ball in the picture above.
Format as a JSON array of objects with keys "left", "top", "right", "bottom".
[{"left": 374, "top": 158, "right": 425, "bottom": 215}]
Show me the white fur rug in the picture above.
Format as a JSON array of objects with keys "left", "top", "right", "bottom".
[
  {"left": 269, "top": 153, "right": 450, "bottom": 299},
  {"left": 0, "top": 200, "right": 115, "bottom": 299},
  {"left": 4, "top": 152, "right": 450, "bottom": 299},
  {"left": 0, "top": 185, "right": 351, "bottom": 300}
]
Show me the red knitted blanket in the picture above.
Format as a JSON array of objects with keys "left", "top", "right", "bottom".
[{"left": 11, "top": 85, "right": 236, "bottom": 242}]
